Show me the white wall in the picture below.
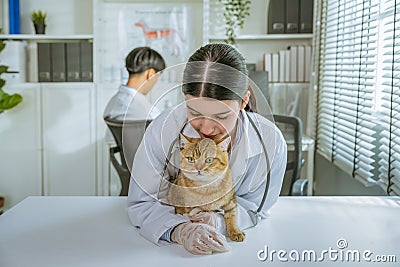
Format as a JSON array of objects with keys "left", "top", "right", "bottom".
[
  {"left": 1, "top": 0, "right": 93, "bottom": 34},
  {"left": 314, "top": 154, "right": 386, "bottom": 196}
]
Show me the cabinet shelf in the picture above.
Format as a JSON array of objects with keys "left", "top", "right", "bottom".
[
  {"left": 0, "top": 34, "right": 93, "bottom": 40},
  {"left": 208, "top": 34, "right": 313, "bottom": 40}
]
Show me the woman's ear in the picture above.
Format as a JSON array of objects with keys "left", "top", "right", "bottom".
[
  {"left": 146, "top": 68, "right": 156, "bottom": 80},
  {"left": 240, "top": 90, "right": 251, "bottom": 110}
]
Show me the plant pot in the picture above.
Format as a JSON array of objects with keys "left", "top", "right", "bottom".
[{"left": 34, "top": 23, "right": 46, "bottom": 34}]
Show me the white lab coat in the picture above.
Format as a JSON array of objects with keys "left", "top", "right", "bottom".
[
  {"left": 127, "top": 103, "right": 287, "bottom": 245},
  {"left": 103, "top": 84, "right": 160, "bottom": 121}
]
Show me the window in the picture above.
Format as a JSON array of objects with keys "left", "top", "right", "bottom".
[
  {"left": 378, "top": 0, "right": 400, "bottom": 195},
  {"left": 316, "top": 0, "right": 400, "bottom": 195}
]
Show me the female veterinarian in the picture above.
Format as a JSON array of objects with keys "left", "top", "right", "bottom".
[{"left": 127, "top": 43, "right": 287, "bottom": 255}]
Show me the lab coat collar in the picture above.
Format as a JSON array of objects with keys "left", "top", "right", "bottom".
[{"left": 119, "top": 84, "right": 140, "bottom": 97}]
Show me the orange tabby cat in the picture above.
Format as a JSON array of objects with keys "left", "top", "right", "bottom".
[{"left": 167, "top": 134, "right": 245, "bottom": 242}]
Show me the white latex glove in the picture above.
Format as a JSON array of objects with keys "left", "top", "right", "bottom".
[
  {"left": 171, "top": 222, "right": 231, "bottom": 255},
  {"left": 183, "top": 208, "right": 219, "bottom": 229}
]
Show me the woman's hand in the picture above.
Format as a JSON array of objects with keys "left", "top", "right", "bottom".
[
  {"left": 184, "top": 208, "right": 219, "bottom": 229},
  {"left": 171, "top": 222, "right": 231, "bottom": 255}
]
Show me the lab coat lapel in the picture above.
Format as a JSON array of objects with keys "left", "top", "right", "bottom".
[{"left": 230, "top": 111, "right": 263, "bottom": 186}]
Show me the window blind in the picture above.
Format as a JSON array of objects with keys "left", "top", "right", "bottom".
[
  {"left": 378, "top": 0, "right": 400, "bottom": 195},
  {"left": 307, "top": 0, "right": 322, "bottom": 139},
  {"left": 317, "top": 0, "right": 379, "bottom": 186}
]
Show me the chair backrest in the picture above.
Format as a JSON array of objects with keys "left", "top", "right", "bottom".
[
  {"left": 104, "top": 117, "right": 151, "bottom": 195},
  {"left": 273, "top": 114, "right": 303, "bottom": 195}
]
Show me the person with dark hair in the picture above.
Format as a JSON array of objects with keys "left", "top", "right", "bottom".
[
  {"left": 103, "top": 46, "right": 166, "bottom": 120},
  {"left": 127, "top": 43, "right": 287, "bottom": 255}
]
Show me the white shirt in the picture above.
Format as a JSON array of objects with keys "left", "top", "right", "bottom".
[
  {"left": 127, "top": 103, "right": 287, "bottom": 245},
  {"left": 103, "top": 85, "right": 160, "bottom": 121}
]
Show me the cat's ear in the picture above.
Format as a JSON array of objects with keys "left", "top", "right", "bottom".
[
  {"left": 179, "top": 133, "right": 191, "bottom": 150},
  {"left": 216, "top": 135, "right": 231, "bottom": 151}
]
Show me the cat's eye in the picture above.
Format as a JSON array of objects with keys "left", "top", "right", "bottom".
[
  {"left": 187, "top": 157, "right": 195, "bottom": 163},
  {"left": 205, "top": 157, "right": 214, "bottom": 163}
]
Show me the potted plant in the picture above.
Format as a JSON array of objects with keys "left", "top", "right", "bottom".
[
  {"left": 0, "top": 28, "right": 23, "bottom": 114},
  {"left": 30, "top": 10, "right": 47, "bottom": 34},
  {"left": 218, "top": 0, "right": 251, "bottom": 46}
]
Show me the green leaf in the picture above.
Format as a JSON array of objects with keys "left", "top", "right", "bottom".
[
  {"left": 0, "top": 65, "right": 9, "bottom": 75},
  {"left": 0, "top": 41, "right": 5, "bottom": 53},
  {"left": 0, "top": 92, "right": 23, "bottom": 110},
  {"left": 221, "top": 0, "right": 251, "bottom": 46},
  {"left": 0, "top": 79, "right": 5, "bottom": 89},
  {"left": 31, "top": 10, "right": 47, "bottom": 25}
]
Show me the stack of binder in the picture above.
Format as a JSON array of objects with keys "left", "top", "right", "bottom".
[
  {"left": 263, "top": 45, "right": 312, "bottom": 83},
  {"left": 268, "top": 0, "right": 314, "bottom": 34},
  {"left": 37, "top": 42, "right": 93, "bottom": 82}
]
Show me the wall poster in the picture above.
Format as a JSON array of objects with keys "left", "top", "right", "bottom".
[{"left": 118, "top": 4, "right": 193, "bottom": 67}]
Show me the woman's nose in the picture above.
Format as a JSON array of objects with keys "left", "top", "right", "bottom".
[{"left": 199, "top": 118, "right": 215, "bottom": 135}]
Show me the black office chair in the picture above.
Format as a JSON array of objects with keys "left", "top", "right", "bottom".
[
  {"left": 273, "top": 114, "right": 308, "bottom": 196},
  {"left": 104, "top": 117, "right": 152, "bottom": 196}
]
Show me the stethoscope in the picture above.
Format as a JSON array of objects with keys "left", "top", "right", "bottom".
[{"left": 160, "top": 111, "right": 271, "bottom": 228}]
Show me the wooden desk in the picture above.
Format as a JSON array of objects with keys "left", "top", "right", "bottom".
[{"left": 2, "top": 197, "right": 397, "bottom": 267}]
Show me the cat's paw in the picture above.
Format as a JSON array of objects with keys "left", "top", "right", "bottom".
[{"left": 228, "top": 230, "right": 245, "bottom": 242}]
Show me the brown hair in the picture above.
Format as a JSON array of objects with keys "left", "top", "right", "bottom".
[{"left": 182, "top": 43, "right": 257, "bottom": 112}]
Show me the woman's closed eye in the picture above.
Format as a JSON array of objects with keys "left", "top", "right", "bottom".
[
  {"left": 214, "top": 115, "right": 229, "bottom": 120},
  {"left": 189, "top": 111, "right": 202, "bottom": 118},
  {"left": 190, "top": 111, "right": 228, "bottom": 121}
]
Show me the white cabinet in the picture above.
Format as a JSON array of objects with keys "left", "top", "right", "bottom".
[
  {"left": 0, "top": 84, "right": 41, "bottom": 210},
  {"left": 96, "top": 83, "right": 121, "bottom": 196},
  {"left": 0, "top": 83, "right": 96, "bottom": 208},
  {"left": 41, "top": 83, "right": 96, "bottom": 196},
  {"left": 1, "top": 0, "right": 97, "bottom": 207}
]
